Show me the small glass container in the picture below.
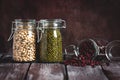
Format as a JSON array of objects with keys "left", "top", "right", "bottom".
[
  {"left": 64, "top": 39, "right": 120, "bottom": 66},
  {"left": 38, "top": 19, "right": 66, "bottom": 62},
  {"left": 105, "top": 40, "right": 120, "bottom": 61},
  {"left": 64, "top": 45, "right": 78, "bottom": 60},
  {"left": 8, "top": 19, "right": 36, "bottom": 62},
  {"left": 77, "top": 38, "right": 109, "bottom": 61}
]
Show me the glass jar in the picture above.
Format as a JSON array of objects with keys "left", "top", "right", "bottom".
[
  {"left": 64, "top": 45, "right": 78, "bottom": 60},
  {"left": 64, "top": 39, "right": 120, "bottom": 66},
  {"left": 38, "top": 19, "right": 66, "bottom": 62},
  {"left": 77, "top": 39, "right": 108, "bottom": 60},
  {"left": 65, "top": 39, "right": 120, "bottom": 61},
  {"left": 77, "top": 38, "right": 109, "bottom": 63},
  {"left": 8, "top": 19, "right": 36, "bottom": 62},
  {"left": 105, "top": 40, "right": 120, "bottom": 61},
  {"left": 65, "top": 38, "right": 109, "bottom": 62}
]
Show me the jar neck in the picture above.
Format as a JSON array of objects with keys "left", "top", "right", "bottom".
[
  {"left": 78, "top": 39, "right": 100, "bottom": 58},
  {"left": 105, "top": 40, "right": 120, "bottom": 61},
  {"left": 7, "top": 19, "right": 36, "bottom": 41},
  {"left": 38, "top": 19, "right": 66, "bottom": 29},
  {"left": 13, "top": 19, "right": 36, "bottom": 29}
]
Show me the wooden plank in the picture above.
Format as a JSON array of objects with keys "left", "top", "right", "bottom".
[
  {"left": 67, "top": 65, "right": 108, "bottom": 80},
  {"left": 102, "top": 62, "right": 120, "bottom": 80},
  {"left": 27, "top": 63, "right": 65, "bottom": 80},
  {"left": 0, "top": 63, "right": 30, "bottom": 80}
]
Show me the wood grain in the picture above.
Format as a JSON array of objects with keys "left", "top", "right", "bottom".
[
  {"left": 27, "top": 63, "right": 65, "bottom": 80},
  {"left": 0, "top": 63, "right": 30, "bottom": 80},
  {"left": 67, "top": 65, "right": 108, "bottom": 80},
  {"left": 102, "top": 62, "right": 120, "bottom": 80},
  {"left": 0, "top": 55, "right": 120, "bottom": 80}
]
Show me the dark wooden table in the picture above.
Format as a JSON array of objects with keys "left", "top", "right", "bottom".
[{"left": 0, "top": 54, "right": 120, "bottom": 80}]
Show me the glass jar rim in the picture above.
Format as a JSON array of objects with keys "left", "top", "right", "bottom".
[
  {"left": 105, "top": 40, "right": 120, "bottom": 61},
  {"left": 14, "top": 19, "right": 36, "bottom": 23},
  {"left": 77, "top": 38, "right": 99, "bottom": 58},
  {"left": 38, "top": 19, "right": 66, "bottom": 29}
]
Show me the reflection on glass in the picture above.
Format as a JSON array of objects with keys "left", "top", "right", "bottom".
[{"left": 106, "top": 40, "right": 120, "bottom": 61}]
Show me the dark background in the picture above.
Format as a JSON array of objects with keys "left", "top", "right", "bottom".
[{"left": 0, "top": 0, "right": 120, "bottom": 53}]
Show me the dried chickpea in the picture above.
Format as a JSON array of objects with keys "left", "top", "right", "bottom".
[{"left": 13, "top": 29, "right": 36, "bottom": 62}]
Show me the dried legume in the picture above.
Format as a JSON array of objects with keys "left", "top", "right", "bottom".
[
  {"left": 40, "top": 29, "right": 63, "bottom": 62},
  {"left": 13, "top": 28, "right": 36, "bottom": 62}
]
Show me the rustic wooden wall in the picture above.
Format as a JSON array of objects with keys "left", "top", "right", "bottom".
[{"left": 0, "top": 0, "right": 120, "bottom": 53}]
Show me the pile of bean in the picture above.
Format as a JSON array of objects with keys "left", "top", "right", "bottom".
[
  {"left": 64, "top": 56, "right": 100, "bottom": 67},
  {"left": 40, "top": 29, "right": 63, "bottom": 62},
  {"left": 64, "top": 39, "right": 110, "bottom": 67},
  {"left": 64, "top": 48, "right": 100, "bottom": 67},
  {"left": 64, "top": 40, "right": 103, "bottom": 67},
  {"left": 13, "top": 29, "right": 36, "bottom": 62}
]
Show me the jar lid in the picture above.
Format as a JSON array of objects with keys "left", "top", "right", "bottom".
[
  {"left": 14, "top": 19, "right": 36, "bottom": 23},
  {"left": 13, "top": 19, "right": 36, "bottom": 29},
  {"left": 38, "top": 19, "right": 66, "bottom": 29}
]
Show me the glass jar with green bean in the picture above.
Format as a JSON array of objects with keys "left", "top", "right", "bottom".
[{"left": 38, "top": 19, "right": 66, "bottom": 62}]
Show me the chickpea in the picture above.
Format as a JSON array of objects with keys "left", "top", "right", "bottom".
[{"left": 13, "top": 28, "right": 36, "bottom": 62}]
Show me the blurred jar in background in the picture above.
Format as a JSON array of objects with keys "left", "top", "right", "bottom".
[
  {"left": 105, "top": 40, "right": 120, "bottom": 61},
  {"left": 64, "top": 45, "right": 80, "bottom": 66},
  {"left": 64, "top": 45, "right": 78, "bottom": 60}
]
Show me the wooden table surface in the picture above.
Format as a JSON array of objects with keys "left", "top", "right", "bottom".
[{"left": 0, "top": 54, "right": 120, "bottom": 80}]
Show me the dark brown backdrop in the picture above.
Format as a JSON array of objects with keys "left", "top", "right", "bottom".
[{"left": 0, "top": 0, "right": 120, "bottom": 53}]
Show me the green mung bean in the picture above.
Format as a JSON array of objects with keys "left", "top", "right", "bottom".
[{"left": 40, "top": 29, "right": 63, "bottom": 62}]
